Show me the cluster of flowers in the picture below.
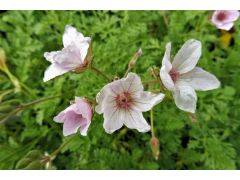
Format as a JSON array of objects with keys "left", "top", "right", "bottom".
[{"left": 43, "top": 10, "right": 239, "bottom": 137}]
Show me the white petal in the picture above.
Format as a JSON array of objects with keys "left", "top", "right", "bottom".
[
  {"left": 44, "top": 51, "right": 60, "bottom": 63},
  {"left": 43, "top": 64, "right": 69, "bottom": 82},
  {"left": 173, "top": 83, "right": 197, "bottom": 113},
  {"left": 63, "top": 25, "right": 84, "bottom": 47},
  {"left": 160, "top": 65, "right": 175, "bottom": 91},
  {"left": 63, "top": 25, "right": 91, "bottom": 61},
  {"left": 123, "top": 110, "right": 150, "bottom": 133},
  {"left": 172, "top": 39, "right": 201, "bottom": 74},
  {"left": 179, "top": 67, "right": 221, "bottom": 91},
  {"left": 217, "top": 22, "right": 234, "bottom": 31},
  {"left": 162, "top": 42, "right": 172, "bottom": 72},
  {"left": 133, "top": 92, "right": 165, "bottom": 112},
  {"left": 103, "top": 105, "right": 124, "bottom": 134},
  {"left": 123, "top": 73, "right": 144, "bottom": 94}
]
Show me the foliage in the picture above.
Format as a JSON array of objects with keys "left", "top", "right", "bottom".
[{"left": 0, "top": 10, "right": 240, "bottom": 170}]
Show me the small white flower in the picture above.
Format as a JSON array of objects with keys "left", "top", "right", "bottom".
[
  {"left": 160, "top": 39, "right": 220, "bottom": 113},
  {"left": 95, "top": 73, "right": 165, "bottom": 134},
  {"left": 43, "top": 25, "right": 91, "bottom": 82}
]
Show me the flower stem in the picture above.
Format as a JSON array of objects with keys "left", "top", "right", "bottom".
[
  {"left": 90, "top": 66, "right": 111, "bottom": 82},
  {"left": 150, "top": 109, "right": 155, "bottom": 137},
  {"left": 49, "top": 136, "right": 75, "bottom": 160}
]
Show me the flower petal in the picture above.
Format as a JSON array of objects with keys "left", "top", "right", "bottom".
[
  {"left": 162, "top": 42, "right": 172, "bottom": 72},
  {"left": 217, "top": 22, "right": 234, "bottom": 31},
  {"left": 53, "top": 111, "right": 66, "bottom": 123},
  {"left": 133, "top": 92, "right": 165, "bottom": 112},
  {"left": 103, "top": 105, "right": 124, "bottom": 134},
  {"left": 43, "top": 64, "right": 70, "bottom": 82},
  {"left": 63, "top": 25, "right": 91, "bottom": 61},
  {"left": 225, "top": 10, "right": 240, "bottom": 22},
  {"left": 172, "top": 39, "right": 201, "bottom": 74},
  {"left": 179, "top": 67, "right": 221, "bottom": 91},
  {"left": 160, "top": 65, "right": 174, "bottom": 90},
  {"left": 173, "top": 83, "right": 197, "bottom": 113},
  {"left": 44, "top": 51, "right": 60, "bottom": 63},
  {"left": 123, "top": 73, "right": 143, "bottom": 94},
  {"left": 123, "top": 110, "right": 150, "bottom": 133},
  {"left": 74, "top": 97, "right": 92, "bottom": 121},
  {"left": 79, "top": 119, "right": 91, "bottom": 136},
  {"left": 63, "top": 111, "right": 84, "bottom": 136}
]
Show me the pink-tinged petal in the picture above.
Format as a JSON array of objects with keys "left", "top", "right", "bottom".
[
  {"left": 173, "top": 83, "right": 197, "bottom": 113},
  {"left": 123, "top": 110, "right": 150, "bottom": 133},
  {"left": 79, "top": 119, "right": 91, "bottom": 136},
  {"left": 53, "top": 111, "right": 66, "bottom": 123},
  {"left": 162, "top": 42, "right": 172, "bottom": 72},
  {"left": 63, "top": 25, "right": 91, "bottom": 61},
  {"left": 43, "top": 64, "right": 70, "bottom": 82},
  {"left": 179, "top": 67, "right": 221, "bottom": 91},
  {"left": 74, "top": 97, "right": 92, "bottom": 121},
  {"left": 224, "top": 10, "right": 240, "bottom": 22},
  {"left": 103, "top": 105, "right": 124, "bottom": 134},
  {"left": 172, "top": 39, "right": 201, "bottom": 74},
  {"left": 44, "top": 51, "right": 60, "bottom": 63},
  {"left": 133, "top": 92, "right": 165, "bottom": 112},
  {"left": 63, "top": 111, "right": 84, "bottom": 136},
  {"left": 217, "top": 22, "right": 234, "bottom": 31},
  {"left": 123, "top": 73, "right": 144, "bottom": 94},
  {"left": 160, "top": 65, "right": 175, "bottom": 90},
  {"left": 63, "top": 25, "right": 84, "bottom": 47}
]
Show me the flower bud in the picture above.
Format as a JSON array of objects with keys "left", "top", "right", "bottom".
[
  {"left": 150, "top": 136, "right": 160, "bottom": 160},
  {"left": 128, "top": 48, "right": 142, "bottom": 68}
]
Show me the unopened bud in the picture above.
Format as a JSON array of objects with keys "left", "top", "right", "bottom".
[
  {"left": 128, "top": 48, "right": 142, "bottom": 68},
  {"left": 150, "top": 136, "right": 160, "bottom": 160},
  {"left": 188, "top": 113, "right": 197, "bottom": 123}
]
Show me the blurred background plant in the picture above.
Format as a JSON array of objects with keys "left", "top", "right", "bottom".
[{"left": 0, "top": 10, "right": 240, "bottom": 170}]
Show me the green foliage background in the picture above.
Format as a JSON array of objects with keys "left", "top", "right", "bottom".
[{"left": 0, "top": 10, "right": 240, "bottom": 170}]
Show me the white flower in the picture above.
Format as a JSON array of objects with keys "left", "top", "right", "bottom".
[
  {"left": 43, "top": 25, "right": 91, "bottom": 82},
  {"left": 95, "top": 73, "right": 165, "bottom": 134},
  {"left": 160, "top": 39, "right": 220, "bottom": 113}
]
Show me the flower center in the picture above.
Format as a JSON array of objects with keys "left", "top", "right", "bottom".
[
  {"left": 115, "top": 91, "right": 133, "bottom": 109},
  {"left": 217, "top": 12, "right": 226, "bottom": 21},
  {"left": 169, "top": 69, "right": 180, "bottom": 82}
]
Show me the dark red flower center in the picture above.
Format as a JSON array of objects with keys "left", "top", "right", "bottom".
[
  {"left": 115, "top": 91, "right": 133, "bottom": 109},
  {"left": 169, "top": 69, "right": 180, "bottom": 82},
  {"left": 217, "top": 12, "right": 226, "bottom": 21}
]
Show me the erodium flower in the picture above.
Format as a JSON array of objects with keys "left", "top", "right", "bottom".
[
  {"left": 160, "top": 39, "right": 220, "bottom": 113},
  {"left": 95, "top": 73, "right": 165, "bottom": 134},
  {"left": 43, "top": 25, "right": 91, "bottom": 82},
  {"left": 211, "top": 10, "right": 240, "bottom": 31},
  {"left": 54, "top": 97, "right": 92, "bottom": 136}
]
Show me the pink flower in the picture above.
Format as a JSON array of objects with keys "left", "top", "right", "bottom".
[
  {"left": 211, "top": 10, "right": 239, "bottom": 31},
  {"left": 95, "top": 73, "right": 165, "bottom": 134},
  {"left": 43, "top": 25, "right": 91, "bottom": 82},
  {"left": 54, "top": 97, "right": 92, "bottom": 136},
  {"left": 160, "top": 39, "right": 220, "bottom": 113}
]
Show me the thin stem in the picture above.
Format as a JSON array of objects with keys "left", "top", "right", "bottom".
[
  {"left": 124, "top": 67, "right": 131, "bottom": 77},
  {"left": 90, "top": 66, "right": 111, "bottom": 82},
  {"left": 150, "top": 109, "right": 155, "bottom": 137},
  {"left": 142, "top": 79, "right": 159, "bottom": 85},
  {"left": 50, "top": 136, "right": 75, "bottom": 160}
]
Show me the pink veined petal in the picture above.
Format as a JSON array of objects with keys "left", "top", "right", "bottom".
[
  {"left": 162, "top": 42, "right": 172, "bottom": 72},
  {"left": 43, "top": 64, "right": 70, "bottom": 82},
  {"left": 221, "top": 10, "right": 240, "bottom": 22},
  {"left": 179, "top": 67, "right": 221, "bottom": 91},
  {"left": 133, "top": 92, "right": 165, "bottom": 112},
  {"left": 103, "top": 104, "right": 124, "bottom": 134},
  {"left": 172, "top": 39, "right": 202, "bottom": 74},
  {"left": 123, "top": 109, "right": 150, "bottom": 133},
  {"left": 122, "top": 73, "right": 144, "bottom": 94},
  {"left": 160, "top": 65, "right": 175, "bottom": 91},
  {"left": 173, "top": 82, "right": 197, "bottom": 113},
  {"left": 74, "top": 97, "right": 92, "bottom": 121},
  {"left": 63, "top": 111, "right": 85, "bottom": 136}
]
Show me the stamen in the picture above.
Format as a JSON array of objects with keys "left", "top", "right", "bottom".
[
  {"left": 169, "top": 69, "right": 180, "bottom": 82},
  {"left": 115, "top": 91, "right": 133, "bottom": 109}
]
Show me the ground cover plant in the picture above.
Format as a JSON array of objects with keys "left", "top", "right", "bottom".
[{"left": 0, "top": 10, "right": 240, "bottom": 170}]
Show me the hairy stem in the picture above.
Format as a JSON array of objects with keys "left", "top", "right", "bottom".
[{"left": 90, "top": 66, "right": 111, "bottom": 82}]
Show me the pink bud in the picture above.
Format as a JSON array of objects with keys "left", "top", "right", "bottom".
[{"left": 150, "top": 136, "right": 160, "bottom": 160}]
